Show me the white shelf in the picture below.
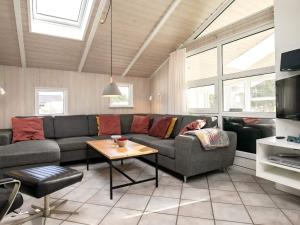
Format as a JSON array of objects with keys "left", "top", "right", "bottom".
[{"left": 256, "top": 136, "right": 300, "bottom": 193}]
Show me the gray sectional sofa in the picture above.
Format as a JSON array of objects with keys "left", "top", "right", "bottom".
[{"left": 0, "top": 114, "right": 237, "bottom": 180}]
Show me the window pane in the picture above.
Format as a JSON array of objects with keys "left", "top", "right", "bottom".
[
  {"left": 187, "top": 85, "right": 216, "bottom": 109},
  {"left": 198, "top": 0, "right": 273, "bottom": 38},
  {"left": 38, "top": 91, "right": 65, "bottom": 115},
  {"left": 185, "top": 48, "right": 217, "bottom": 82},
  {"left": 223, "top": 73, "right": 275, "bottom": 112},
  {"left": 110, "top": 84, "right": 133, "bottom": 107},
  {"left": 223, "top": 29, "right": 275, "bottom": 74}
]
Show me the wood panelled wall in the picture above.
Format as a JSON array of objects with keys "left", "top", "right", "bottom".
[{"left": 0, "top": 65, "right": 150, "bottom": 129}]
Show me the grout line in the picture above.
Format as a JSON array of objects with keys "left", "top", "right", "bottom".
[
  {"left": 207, "top": 175, "right": 216, "bottom": 225},
  {"left": 175, "top": 176, "right": 184, "bottom": 225}
]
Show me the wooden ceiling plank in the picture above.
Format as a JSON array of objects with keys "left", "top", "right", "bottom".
[
  {"left": 180, "top": 0, "right": 235, "bottom": 48},
  {"left": 13, "top": 0, "right": 26, "bottom": 67},
  {"left": 78, "top": 0, "right": 109, "bottom": 72},
  {"left": 121, "top": 0, "right": 182, "bottom": 77}
]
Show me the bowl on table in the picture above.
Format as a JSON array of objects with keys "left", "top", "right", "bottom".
[
  {"left": 111, "top": 135, "right": 122, "bottom": 143},
  {"left": 116, "top": 138, "right": 128, "bottom": 147}
]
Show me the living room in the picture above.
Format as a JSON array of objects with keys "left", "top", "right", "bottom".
[{"left": 0, "top": 0, "right": 299, "bottom": 224}]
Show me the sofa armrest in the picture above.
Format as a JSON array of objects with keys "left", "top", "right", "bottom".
[
  {"left": 0, "top": 129, "right": 12, "bottom": 146},
  {"left": 174, "top": 131, "right": 237, "bottom": 177}
]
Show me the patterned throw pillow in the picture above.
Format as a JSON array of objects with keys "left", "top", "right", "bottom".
[
  {"left": 149, "top": 117, "right": 172, "bottom": 139},
  {"left": 165, "top": 117, "right": 178, "bottom": 138},
  {"left": 98, "top": 115, "right": 121, "bottom": 135},
  {"left": 12, "top": 117, "right": 45, "bottom": 143},
  {"left": 130, "top": 115, "right": 150, "bottom": 134},
  {"left": 179, "top": 119, "right": 206, "bottom": 135}
]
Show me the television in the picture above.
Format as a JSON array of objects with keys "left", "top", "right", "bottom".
[{"left": 276, "top": 75, "right": 300, "bottom": 120}]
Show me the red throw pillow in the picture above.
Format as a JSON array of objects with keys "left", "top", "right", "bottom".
[
  {"left": 98, "top": 115, "right": 121, "bottom": 135},
  {"left": 12, "top": 117, "right": 45, "bottom": 143},
  {"left": 130, "top": 115, "right": 150, "bottom": 134},
  {"left": 149, "top": 117, "right": 172, "bottom": 139},
  {"left": 179, "top": 119, "right": 206, "bottom": 135}
]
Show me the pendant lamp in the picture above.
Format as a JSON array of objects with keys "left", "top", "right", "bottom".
[
  {"left": 0, "top": 86, "right": 5, "bottom": 95},
  {"left": 102, "top": 0, "right": 121, "bottom": 97}
]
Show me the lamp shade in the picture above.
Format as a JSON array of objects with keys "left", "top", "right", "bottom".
[
  {"left": 102, "top": 81, "right": 122, "bottom": 97},
  {"left": 0, "top": 87, "right": 5, "bottom": 95}
]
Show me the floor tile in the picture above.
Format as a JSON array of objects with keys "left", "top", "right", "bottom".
[
  {"left": 50, "top": 200, "right": 82, "bottom": 220},
  {"left": 183, "top": 176, "right": 208, "bottom": 189},
  {"left": 63, "top": 187, "right": 99, "bottom": 202},
  {"left": 270, "top": 194, "right": 300, "bottom": 210},
  {"left": 79, "top": 177, "right": 108, "bottom": 189},
  {"left": 240, "top": 192, "right": 276, "bottom": 207},
  {"left": 159, "top": 176, "right": 182, "bottom": 187},
  {"left": 87, "top": 189, "right": 124, "bottom": 206},
  {"left": 260, "top": 183, "right": 287, "bottom": 195},
  {"left": 234, "top": 182, "right": 265, "bottom": 194},
  {"left": 139, "top": 212, "right": 177, "bottom": 225},
  {"left": 210, "top": 190, "right": 242, "bottom": 204},
  {"left": 177, "top": 216, "right": 214, "bottom": 225},
  {"left": 247, "top": 205, "right": 292, "bottom": 225},
  {"left": 178, "top": 199, "right": 213, "bottom": 219},
  {"left": 282, "top": 209, "right": 300, "bottom": 225},
  {"left": 61, "top": 221, "right": 84, "bottom": 225},
  {"left": 67, "top": 203, "right": 111, "bottom": 225},
  {"left": 145, "top": 196, "right": 179, "bottom": 215},
  {"left": 50, "top": 186, "right": 75, "bottom": 199},
  {"left": 181, "top": 187, "right": 210, "bottom": 201},
  {"left": 208, "top": 180, "right": 236, "bottom": 191},
  {"left": 100, "top": 207, "right": 142, "bottom": 225},
  {"left": 229, "top": 173, "right": 256, "bottom": 182},
  {"left": 215, "top": 220, "right": 252, "bottom": 225},
  {"left": 22, "top": 217, "right": 62, "bottom": 225},
  {"left": 127, "top": 181, "right": 156, "bottom": 195},
  {"left": 116, "top": 193, "right": 150, "bottom": 211},
  {"left": 207, "top": 171, "right": 231, "bottom": 181},
  {"left": 153, "top": 185, "right": 182, "bottom": 198},
  {"left": 212, "top": 202, "right": 252, "bottom": 223}
]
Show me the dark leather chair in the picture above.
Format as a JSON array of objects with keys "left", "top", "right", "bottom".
[
  {"left": 4, "top": 166, "right": 83, "bottom": 223},
  {"left": 0, "top": 178, "right": 23, "bottom": 223}
]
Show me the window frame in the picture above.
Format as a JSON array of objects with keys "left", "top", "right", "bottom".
[
  {"left": 185, "top": 23, "right": 275, "bottom": 126},
  {"left": 35, "top": 87, "right": 68, "bottom": 116},
  {"left": 109, "top": 83, "right": 134, "bottom": 108}
]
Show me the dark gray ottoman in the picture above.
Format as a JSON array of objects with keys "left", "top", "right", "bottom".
[{"left": 4, "top": 165, "right": 83, "bottom": 222}]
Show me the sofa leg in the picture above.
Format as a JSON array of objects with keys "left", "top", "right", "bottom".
[{"left": 183, "top": 176, "right": 187, "bottom": 183}]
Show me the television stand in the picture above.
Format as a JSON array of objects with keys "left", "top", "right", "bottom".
[{"left": 256, "top": 136, "right": 300, "bottom": 196}]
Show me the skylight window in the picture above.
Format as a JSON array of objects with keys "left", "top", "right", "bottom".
[{"left": 29, "top": 0, "right": 94, "bottom": 40}]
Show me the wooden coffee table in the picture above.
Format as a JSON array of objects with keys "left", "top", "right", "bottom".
[{"left": 86, "top": 139, "right": 159, "bottom": 199}]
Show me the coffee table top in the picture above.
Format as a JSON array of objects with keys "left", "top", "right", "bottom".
[{"left": 86, "top": 139, "right": 158, "bottom": 160}]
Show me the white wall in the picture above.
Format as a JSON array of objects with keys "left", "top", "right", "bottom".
[
  {"left": 0, "top": 66, "right": 151, "bottom": 129},
  {"left": 274, "top": 0, "right": 300, "bottom": 136}
]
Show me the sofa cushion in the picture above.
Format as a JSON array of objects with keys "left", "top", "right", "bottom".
[
  {"left": 0, "top": 140, "right": 60, "bottom": 169},
  {"left": 120, "top": 114, "right": 133, "bottom": 134},
  {"left": 129, "top": 134, "right": 160, "bottom": 146},
  {"left": 130, "top": 116, "right": 150, "bottom": 134},
  {"left": 56, "top": 136, "right": 94, "bottom": 152},
  {"left": 12, "top": 117, "right": 45, "bottom": 143},
  {"left": 151, "top": 140, "right": 175, "bottom": 159},
  {"left": 149, "top": 117, "right": 172, "bottom": 138},
  {"left": 180, "top": 116, "right": 215, "bottom": 131},
  {"left": 92, "top": 135, "right": 112, "bottom": 140},
  {"left": 167, "top": 115, "right": 183, "bottom": 138},
  {"left": 54, "top": 115, "right": 89, "bottom": 138},
  {"left": 87, "top": 115, "right": 98, "bottom": 136},
  {"left": 98, "top": 115, "right": 121, "bottom": 135}
]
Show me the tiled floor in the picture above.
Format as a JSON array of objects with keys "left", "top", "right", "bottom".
[{"left": 3, "top": 159, "right": 300, "bottom": 225}]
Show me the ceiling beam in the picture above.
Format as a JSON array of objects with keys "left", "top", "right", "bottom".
[
  {"left": 122, "top": 0, "right": 182, "bottom": 77},
  {"left": 13, "top": 0, "right": 26, "bottom": 67},
  {"left": 180, "top": 0, "right": 235, "bottom": 48},
  {"left": 78, "top": 0, "right": 109, "bottom": 72}
]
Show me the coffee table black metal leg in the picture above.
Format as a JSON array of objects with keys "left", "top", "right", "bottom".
[
  {"left": 109, "top": 160, "right": 113, "bottom": 199},
  {"left": 155, "top": 153, "right": 158, "bottom": 187},
  {"left": 86, "top": 146, "right": 89, "bottom": 171}
]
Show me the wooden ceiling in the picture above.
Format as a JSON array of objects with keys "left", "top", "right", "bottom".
[{"left": 0, "top": 0, "right": 226, "bottom": 77}]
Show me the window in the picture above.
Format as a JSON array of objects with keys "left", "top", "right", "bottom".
[
  {"left": 110, "top": 84, "right": 133, "bottom": 108},
  {"left": 29, "top": 0, "right": 94, "bottom": 40},
  {"left": 198, "top": 0, "right": 273, "bottom": 38},
  {"left": 187, "top": 85, "right": 216, "bottom": 110},
  {"left": 35, "top": 88, "right": 68, "bottom": 115},
  {"left": 185, "top": 48, "right": 217, "bottom": 82},
  {"left": 223, "top": 29, "right": 275, "bottom": 74},
  {"left": 223, "top": 73, "right": 275, "bottom": 113}
]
